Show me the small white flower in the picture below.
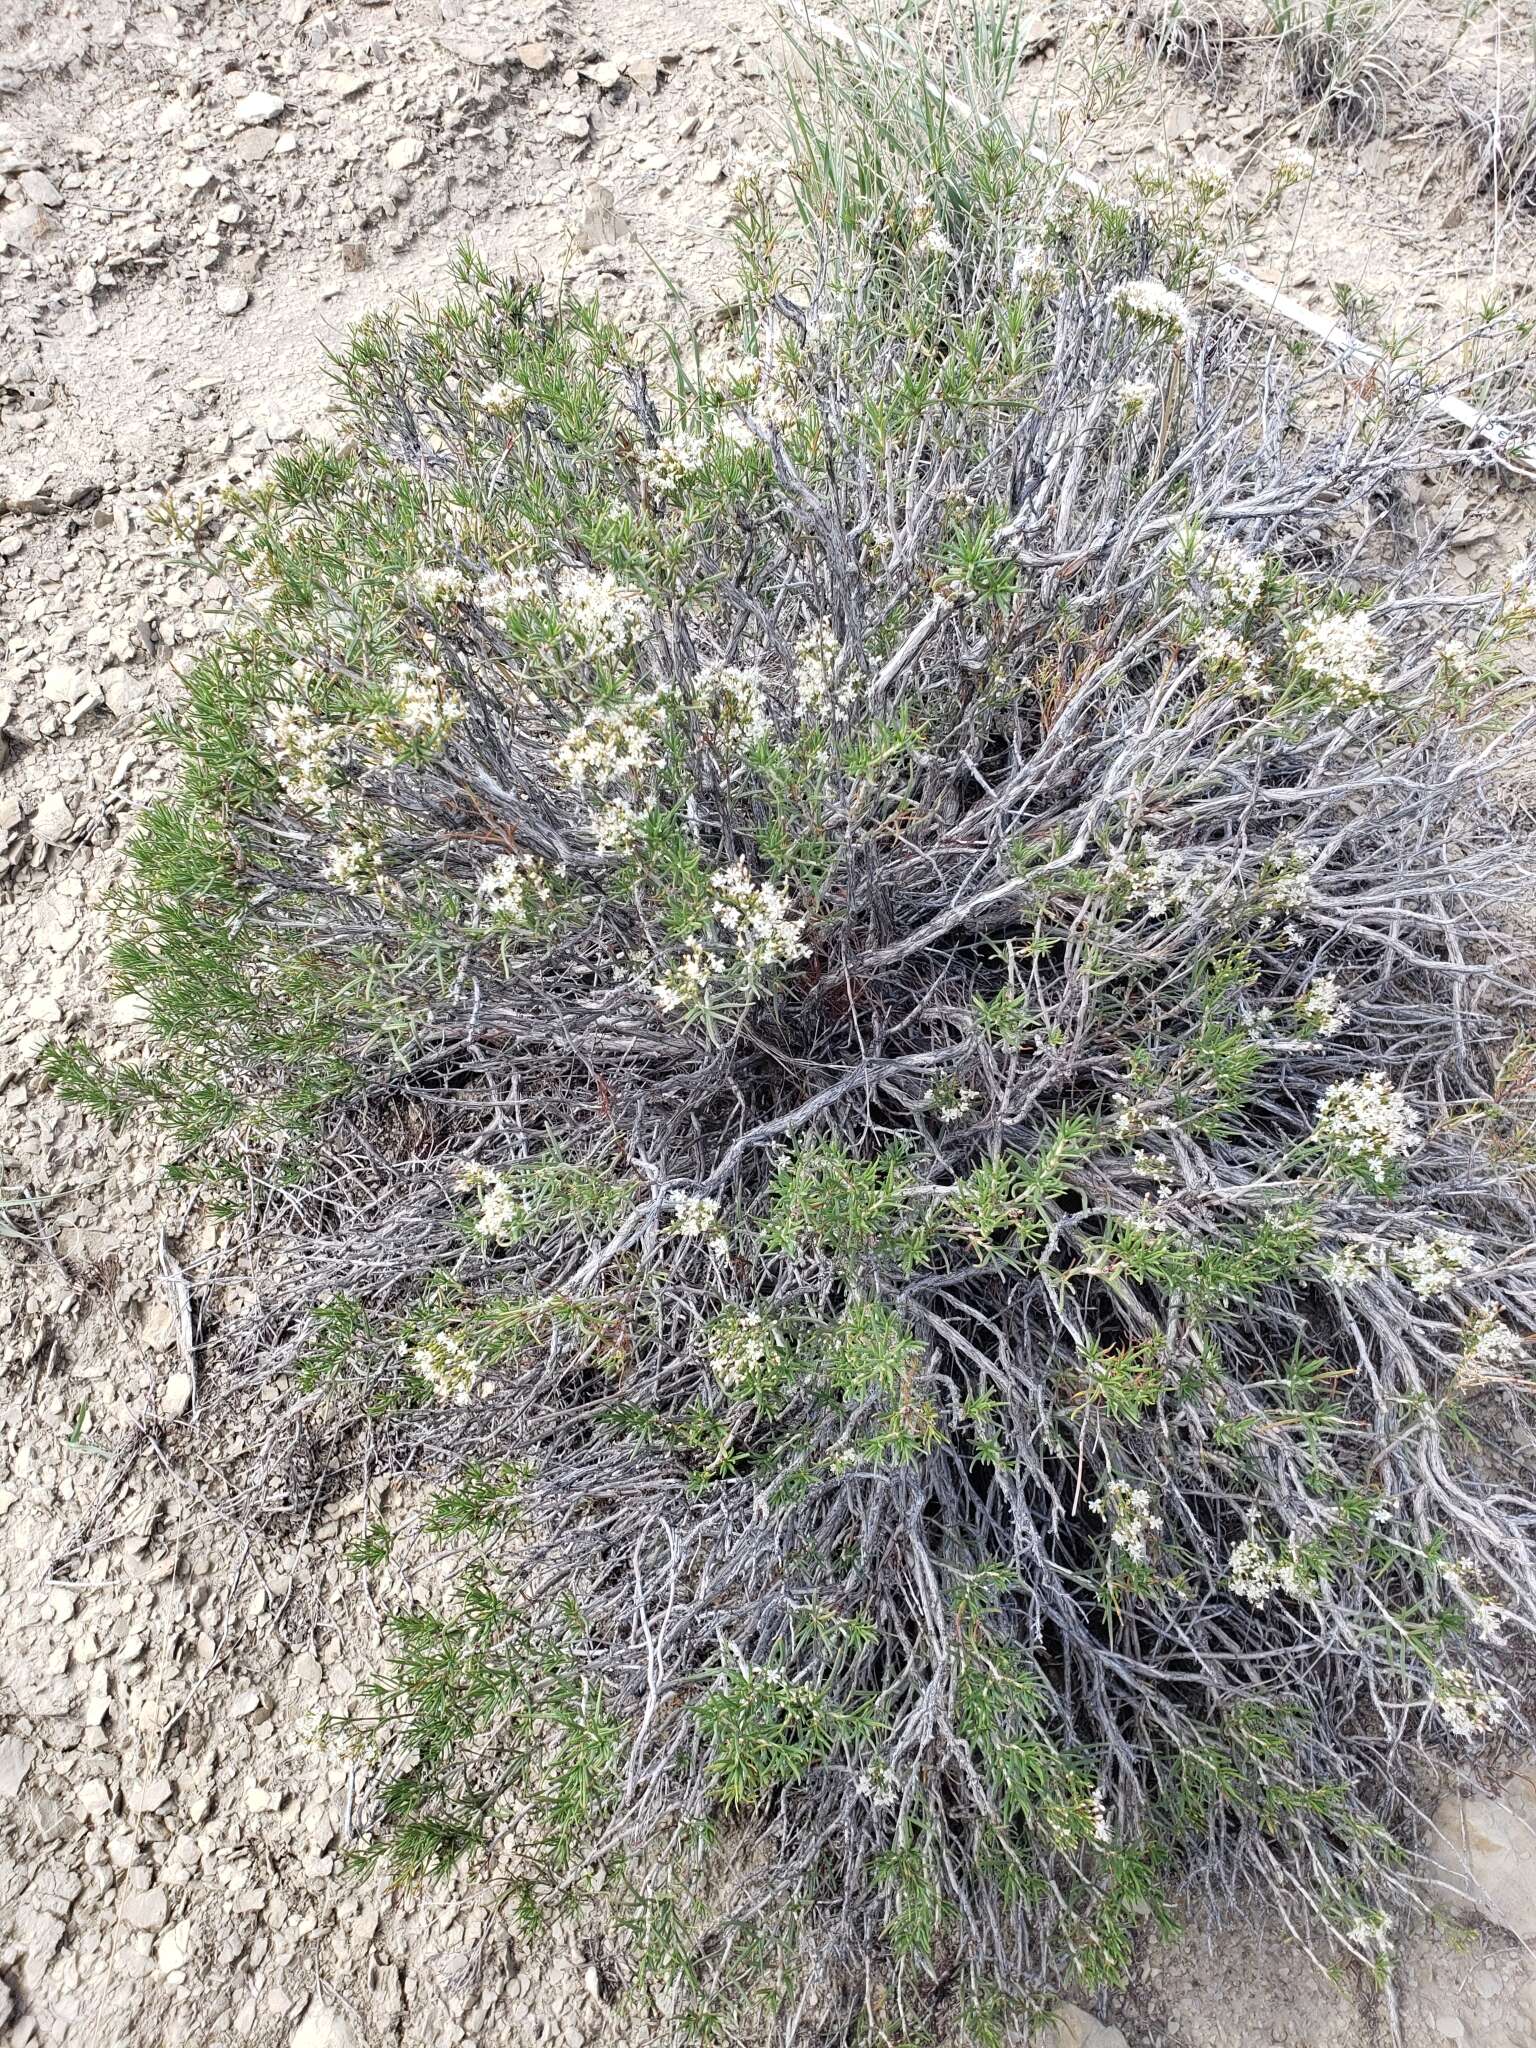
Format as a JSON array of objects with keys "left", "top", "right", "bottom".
[
  {"left": 1091, "top": 1479, "right": 1163, "bottom": 1566},
  {"left": 1313, "top": 1072, "right": 1421, "bottom": 1179},
  {"left": 1108, "top": 276, "right": 1195, "bottom": 345},
  {"left": 670, "top": 1190, "right": 728, "bottom": 1254},
  {"left": 554, "top": 696, "right": 659, "bottom": 795},
  {"left": 411, "top": 564, "right": 470, "bottom": 606},
  {"left": 476, "top": 379, "right": 528, "bottom": 417},
  {"left": 405, "top": 1328, "right": 480, "bottom": 1405},
  {"left": 1115, "top": 374, "right": 1159, "bottom": 423},
  {"left": 557, "top": 567, "right": 649, "bottom": 658},
  {"left": 638, "top": 429, "right": 709, "bottom": 499},
  {"left": 477, "top": 851, "right": 555, "bottom": 926},
  {"left": 1394, "top": 1231, "right": 1476, "bottom": 1300},
  {"left": 1293, "top": 609, "right": 1388, "bottom": 707},
  {"left": 1296, "top": 974, "right": 1349, "bottom": 1038},
  {"left": 1456, "top": 1310, "right": 1527, "bottom": 1389},
  {"left": 1011, "top": 242, "right": 1058, "bottom": 293}
]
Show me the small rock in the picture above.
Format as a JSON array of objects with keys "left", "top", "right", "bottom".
[
  {"left": 0, "top": 1735, "right": 34, "bottom": 1801},
  {"left": 291, "top": 1996, "right": 363, "bottom": 2048},
  {"left": 19, "top": 169, "right": 63, "bottom": 206},
  {"left": 157, "top": 1923, "right": 194, "bottom": 1974},
  {"left": 554, "top": 113, "right": 590, "bottom": 142},
  {"left": 31, "top": 793, "right": 75, "bottom": 845},
  {"left": 517, "top": 41, "right": 555, "bottom": 71},
  {"left": 217, "top": 287, "right": 250, "bottom": 316},
  {"left": 127, "top": 1776, "right": 173, "bottom": 1815},
  {"left": 119, "top": 1885, "right": 169, "bottom": 1933},
  {"left": 161, "top": 1372, "right": 194, "bottom": 1420},
  {"left": 385, "top": 137, "right": 425, "bottom": 170},
  {"left": 233, "top": 90, "right": 285, "bottom": 124},
  {"left": 234, "top": 128, "right": 278, "bottom": 163},
  {"left": 1428, "top": 1768, "right": 1536, "bottom": 1941},
  {"left": 1037, "top": 2008, "right": 1129, "bottom": 2048}
]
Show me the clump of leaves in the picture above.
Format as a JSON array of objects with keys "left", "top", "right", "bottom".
[{"left": 49, "top": 12, "right": 1536, "bottom": 2046}]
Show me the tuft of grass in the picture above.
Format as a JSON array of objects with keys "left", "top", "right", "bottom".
[
  {"left": 1458, "top": 79, "right": 1536, "bottom": 213},
  {"left": 54, "top": 8, "right": 1536, "bottom": 2044},
  {"left": 1260, "top": 0, "right": 1404, "bottom": 136}
]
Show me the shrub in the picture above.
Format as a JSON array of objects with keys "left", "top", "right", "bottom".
[{"left": 51, "top": 22, "right": 1536, "bottom": 2048}]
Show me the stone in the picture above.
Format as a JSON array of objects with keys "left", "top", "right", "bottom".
[
  {"left": 157, "top": 1923, "right": 193, "bottom": 1973},
  {"left": 234, "top": 128, "right": 278, "bottom": 163},
  {"left": 554, "top": 114, "right": 590, "bottom": 142},
  {"left": 1427, "top": 1767, "right": 1536, "bottom": 1940},
  {"left": 19, "top": 169, "right": 63, "bottom": 206},
  {"left": 0, "top": 1735, "right": 35, "bottom": 1800},
  {"left": 291, "top": 1996, "right": 363, "bottom": 2048},
  {"left": 31, "top": 793, "right": 75, "bottom": 844},
  {"left": 217, "top": 287, "right": 250, "bottom": 316},
  {"left": 517, "top": 41, "right": 554, "bottom": 71},
  {"left": 233, "top": 90, "right": 285, "bottom": 124},
  {"left": 385, "top": 137, "right": 424, "bottom": 170},
  {"left": 119, "top": 1884, "right": 169, "bottom": 1932},
  {"left": 161, "top": 1372, "right": 194, "bottom": 1420},
  {"left": 127, "top": 1776, "right": 173, "bottom": 1815},
  {"left": 1036, "top": 2008, "right": 1129, "bottom": 2048}
]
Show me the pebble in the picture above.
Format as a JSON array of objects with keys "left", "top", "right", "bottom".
[{"left": 217, "top": 286, "right": 251, "bottom": 316}]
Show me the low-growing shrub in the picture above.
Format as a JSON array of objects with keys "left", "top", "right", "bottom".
[{"left": 52, "top": 21, "right": 1536, "bottom": 2047}]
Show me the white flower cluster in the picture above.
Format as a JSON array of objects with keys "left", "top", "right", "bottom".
[
  {"left": 698, "top": 659, "right": 772, "bottom": 744},
  {"left": 649, "top": 865, "right": 808, "bottom": 1014},
  {"left": 856, "top": 1763, "right": 900, "bottom": 1810},
  {"left": 1196, "top": 626, "right": 1265, "bottom": 699},
  {"left": 1293, "top": 609, "right": 1388, "bottom": 707},
  {"left": 793, "top": 622, "right": 852, "bottom": 717},
  {"left": 323, "top": 825, "right": 386, "bottom": 892},
  {"left": 374, "top": 662, "right": 463, "bottom": 751},
  {"left": 1456, "top": 1309, "right": 1527, "bottom": 1389},
  {"left": 476, "top": 379, "right": 528, "bottom": 417},
  {"left": 1396, "top": 1230, "right": 1477, "bottom": 1300},
  {"left": 477, "top": 851, "right": 555, "bottom": 926},
  {"left": 638, "top": 429, "right": 709, "bottom": 499},
  {"left": 670, "top": 1191, "right": 728, "bottom": 1254},
  {"left": 1318, "top": 1241, "right": 1382, "bottom": 1289},
  {"left": 1115, "top": 374, "right": 1158, "bottom": 423},
  {"left": 710, "top": 862, "right": 809, "bottom": 974},
  {"left": 918, "top": 225, "right": 956, "bottom": 258},
  {"left": 1205, "top": 536, "right": 1266, "bottom": 611},
  {"left": 1088, "top": 1786, "right": 1113, "bottom": 1846},
  {"left": 265, "top": 703, "right": 338, "bottom": 808},
  {"left": 554, "top": 695, "right": 659, "bottom": 794},
  {"left": 1313, "top": 1072, "right": 1421, "bottom": 1177},
  {"left": 458, "top": 1164, "right": 529, "bottom": 1245},
  {"left": 557, "top": 567, "right": 649, "bottom": 658},
  {"left": 1108, "top": 276, "right": 1195, "bottom": 344},
  {"left": 1091, "top": 1479, "right": 1163, "bottom": 1565},
  {"left": 406, "top": 1328, "right": 479, "bottom": 1405},
  {"left": 412, "top": 564, "right": 470, "bottom": 607},
  {"left": 1229, "top": 1533, "right": 1305, "bottom": 1605},
  {"left": 1432, "top": 1666, "right": 1509, "bottom": 1741},
  {"left": 1110, "top": 833, "right": 1235, "bottom": 920},
  {"left": 1295, "top": 974, "right": 1349, "bottom": 1038},
  {"left": 705, "top": 1308, "right": 779, "bottom": 1392},
  {"left": 1267, "top": 852, "right": 1317, "bottom": 913},
  {"left": 1435, "top": 638, "right": 1474, "bottom": 687},
  {"left": 477, "top": 561, "right": 546, "bottom": 615},
  {"left": 1010, "top": 242, "right": 1058, "bottom": 294}
]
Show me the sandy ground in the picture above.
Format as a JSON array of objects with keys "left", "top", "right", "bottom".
[{"left": 3, "top": 0, "right": 1536, "bottom": 2043}]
